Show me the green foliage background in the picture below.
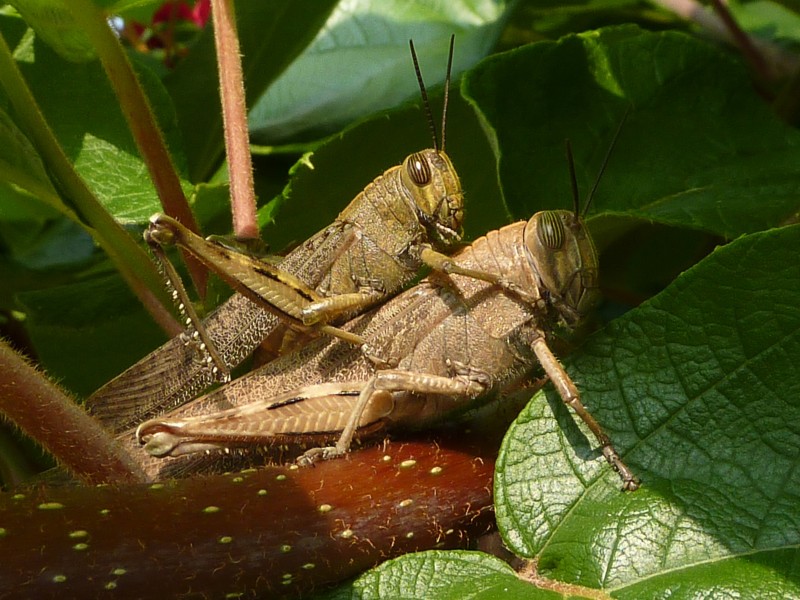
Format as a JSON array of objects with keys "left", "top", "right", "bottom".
[{"left": 0, "top": 0, "right": 799, "bottom": 597}]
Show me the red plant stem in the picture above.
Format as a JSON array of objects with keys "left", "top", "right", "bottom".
[
  {"left": 652, "top": 0, "right": 800, "bottom": 80},
  {"left": 708, "top": 0, "right": 770, "bottom": 82},
  {"left": 0, "top": 340, "right": 146, "bottom": 485},
  {"left": 210, "top": 0, "right": 259, "bottom": 240},
  {"left": 67, "top": 1, "right": 209, "bottom": 296},
  {"left": 0, "top": 435, "right": 496, "bottom": 599}
]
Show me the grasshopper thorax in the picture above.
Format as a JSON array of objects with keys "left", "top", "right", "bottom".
[
  {"left": 523, "top": 209, "right": 600, "bottom": 327},
  {"left": 401, "top": 148, "right": 464, "bottom": 246}
]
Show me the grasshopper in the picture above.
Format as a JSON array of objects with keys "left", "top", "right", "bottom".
[
  {"left": 134, "top": 129, "right": 640, "bottom": 491},
  {"left": 87, "top": 37, "right": 488, "bottom": 433}
]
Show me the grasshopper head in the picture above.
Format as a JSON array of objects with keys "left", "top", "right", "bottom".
[
  {"left": 523, "top": 209, "right": 600, "bottom": 327},
  {"left": 401, "top": 149, "right": 464, "bottom": 246}
]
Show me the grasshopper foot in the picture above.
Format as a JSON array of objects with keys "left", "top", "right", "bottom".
[
  {"left": 362, "top": 343, "right": 393, "bottom": 368},
  {"left": 601, "top": 445, "right": 640, "bottom": 492},
  {"left": 447, "top": 359, "right": 492, "bottom": 388},
  {"left": 297, "top": 445, "right": 345, "bottom": 466}
]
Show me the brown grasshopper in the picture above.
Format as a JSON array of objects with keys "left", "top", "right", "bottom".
[
  {"left": 133, "top": 132, "right": 639, "bottom": 491},
  {"left": 87, "top": 37, "right": 485, "bottom": 432}
]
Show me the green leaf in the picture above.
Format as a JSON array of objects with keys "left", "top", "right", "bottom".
[
  {"left": 0, "top": 105, "right": 63, "bottom": 220},
  {"left": 729, "top": 0, "right": 800, "bottom": 45},
  {"left": 248, "top": 0, "right": 513, "bottom": 144},
  {"left": 503, "top": 0, "right": 680, "bottom": 42},
  {"left": 495, "top": 224, "right": 800, "bottom": 596},
  {"left": 17, "top": 272, "right": 165, "bottom": 396},
  {"left": 12, "top": 34, "right": 188, "bottom": 224},
  {"left": 106, "top": 0, "right": 164, "bottom": 19},
  {"left": 6, "top": 0, "right": 95, "bottom": 62},
  {"left": 322, "top": 551, "right": 555, "bottom": 600},
  {"left": 463, "top": 26, "right": 800, "bottom": 239},
  {"left": 11, "top": 181, "right": 236, "bottom": 395},
  {"left": 163, "top": 0, "right": 340, "bottom": 181}
]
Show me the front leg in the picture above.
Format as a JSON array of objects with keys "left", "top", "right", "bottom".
[
  {"left": 145, "top": 221, "right": 231, "bottom": 383},
  {"left": 419, "top": 245, "right": 542, "bottom": 306},
  {"left": 530, "top": 333, "right": 639, "bottom": 491}
]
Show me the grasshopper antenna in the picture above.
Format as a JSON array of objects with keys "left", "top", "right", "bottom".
[
  {"left": 410, "top": 39, "right": 440, "bottom": 153},
  {"left": 441, "top": 34, "right": 455, "bottom": 152},
  {"left": 581, "top": 108, "right": 630, "bottom": 218},
  {"left": 565, "top": 139, "right": 581, "bottom": 221}
]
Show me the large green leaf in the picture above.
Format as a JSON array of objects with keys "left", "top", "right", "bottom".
[
  {"left": 323, "top": 551, "right": 559, "bottom": 600},
  {"left": 463, "top": 26, "right": 800, "bottom": 240},
  {"left": 248, "top": 0, "right": 513, "bottom": 144},
  {"left": 495, "top": 224, "right": 800, "bottom": 596}
]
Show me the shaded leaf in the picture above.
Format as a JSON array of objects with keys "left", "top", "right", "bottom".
[
  {"left": 0, "top": 105, "right": 62, "bottom": 220},
  {"left": 12, "top": 35, "right": 189, "bottom": 224},
  {"left": 463, "top": 26, "right": 800, "bottom": 239},
  {"left": 730, "top": 0, "right": 800, "bottom": 45},
  {"left": 7, "top": 0, "right": 95, "bottom": 62},
  {"left": 17, "top": 272, "right": 165, "bottom": 396}
]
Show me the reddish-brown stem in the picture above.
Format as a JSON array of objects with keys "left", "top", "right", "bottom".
[
  {"left": 0, "top": 434, "right": 496, "bottom": 598},
  {"left": 651, "top": 0, "right": 800, "bottom": 80},
  {"left": 67, "top": 1, "right": 209, "bottom": 297},
  {"left": 210, "top": 0, "right": 259, "bottom": 240},
  {"left": 0, "top": 340, "right": 146, "bottom": 485},
  {"left": 708, "top": 0, "right": 770, "bottom": 83}
]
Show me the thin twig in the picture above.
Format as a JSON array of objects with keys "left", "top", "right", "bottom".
[
  {"left": 68, "top": 0, "right": 210, "bottom": 297},
  {"left": 651, "top": 0, "right": 800, "bottom": 80},
  {"left": 211, "top": 0, "right": 259, "bottom": 240},
  {"left": 0, "top": 339, "right": 146, "bottom": 484}
]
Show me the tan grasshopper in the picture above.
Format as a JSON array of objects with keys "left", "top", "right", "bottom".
[
  {"left": 134, "top": 131, "right": 639, "bottom": 491},
  {"left": 87, "top": 37, "right": 487, "bottom": 432}
]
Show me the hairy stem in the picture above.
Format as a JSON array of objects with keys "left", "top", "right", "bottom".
[
  {"left": 0, "top": 340, "right": 145, "bottom": 485},
  {"left": 211, "top": 0, "right": 259, "bottom": 240},
  {"left": 66, "top": 0, "right": 209, "bottom": 298}
]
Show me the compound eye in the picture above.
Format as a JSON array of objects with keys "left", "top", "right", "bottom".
[
  {"left": 537, "top": 211, "right": 565, "bottom": 249},
  {"left": 406, "top": 152, "right": 431, "bottom": 186}
]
